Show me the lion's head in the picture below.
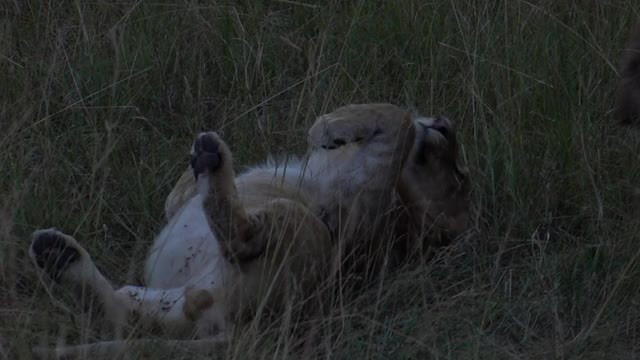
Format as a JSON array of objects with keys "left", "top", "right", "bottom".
[{"left": 396, "top": 115, "right": 471, "bottom": 250}]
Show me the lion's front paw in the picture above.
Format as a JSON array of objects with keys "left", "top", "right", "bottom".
[
  {"left": 29, "top": 228, "right": 82, "bottom": 283},
  {"left": 191, "top": 132, "right": 224, "bottom": 179}
]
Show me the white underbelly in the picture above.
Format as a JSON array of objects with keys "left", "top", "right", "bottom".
[{"left": 144, "top": 194, "right": 233, "bottom": 289}]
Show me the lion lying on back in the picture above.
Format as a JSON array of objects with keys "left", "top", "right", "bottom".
[{"left": 28, "top": 103, "right": 470, "bottom": 356}]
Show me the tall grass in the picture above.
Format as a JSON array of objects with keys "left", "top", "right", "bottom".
[{"left": 2, "top": 0, "right": 640, "bottom": 358}]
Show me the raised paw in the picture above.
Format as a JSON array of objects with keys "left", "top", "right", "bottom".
[
  {"left": 29, "top": 228, "right": 82, "bottom": 283},
  {"left": 190, "top": 132, "right": 224, "bottom": 180}
]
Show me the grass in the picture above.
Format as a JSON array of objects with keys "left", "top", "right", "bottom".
[{"left": 2, "top": 0, "right": 640, "bottom": 358}]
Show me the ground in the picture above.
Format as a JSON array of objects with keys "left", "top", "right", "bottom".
[{"left": 2, "top": 1, "right": 640, "bottom": 359}]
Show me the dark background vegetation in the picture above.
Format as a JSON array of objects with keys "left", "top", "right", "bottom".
[{"left": 1, "top": 1, "right": 640, "bottom": 358}]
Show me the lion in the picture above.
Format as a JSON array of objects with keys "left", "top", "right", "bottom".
[
  {"left": 616, "top": 22, "right": 640, "bottom": 124},
  {"left": 28, "top": 103, "right": 470, "bottom": 357}
]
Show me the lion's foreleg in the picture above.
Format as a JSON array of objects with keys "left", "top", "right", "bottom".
[{"left": 191, "top": 132, "right": 265, "bottom": 262}]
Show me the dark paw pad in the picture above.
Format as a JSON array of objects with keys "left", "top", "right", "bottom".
[
  {"left": 30, "top": 231, "right": 81, "bottom": 282},
  {"left": 190, "top": 132, "right": 223, "bottom": 179}
]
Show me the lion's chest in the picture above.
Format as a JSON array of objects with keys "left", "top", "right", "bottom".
[{"left": 144, "top": 194, "right": 233, "bottom": 289}]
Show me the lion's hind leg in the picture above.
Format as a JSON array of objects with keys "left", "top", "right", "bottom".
[
  {"left": 113, "top": 285, "right": 228, "bottom": 338},
  {"left": 29, "top": 229, "right": 227, "bottom": 338},
  {"left": 230, "top": 198, "right": 334, "bottom": 321},
  {"left": 252, "top": 198, "right": 333, "bottom": 285},
  {"left": 29, "top": 228, "right": 128, "bottom": 329}
]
